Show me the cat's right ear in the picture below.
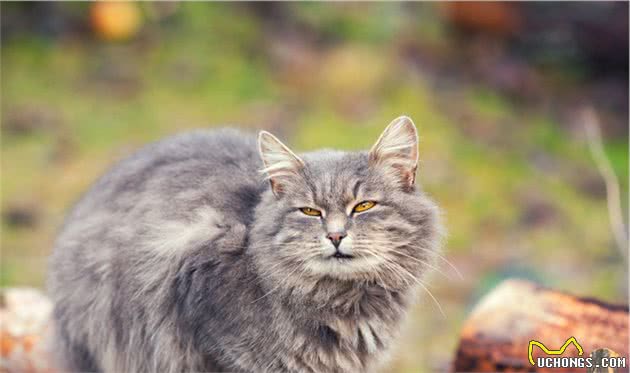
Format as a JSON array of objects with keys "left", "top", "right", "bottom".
[
  {"left": 369, "top": 115, "right": 419, "bottom": 190},
  {"left": 258, "top": 131, "right": 305, "bottom": 197}
]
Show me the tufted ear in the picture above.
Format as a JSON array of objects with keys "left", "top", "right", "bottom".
[
  {"left": 369, "top": 116, "right": 419, "bottom": 189},
  {"left": 258, "top": 131, "right": 305, "bottom": 197}
]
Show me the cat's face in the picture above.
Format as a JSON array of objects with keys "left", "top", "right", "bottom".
[{"left": 252, "top": 117, "right": 440, "bottom": 290}]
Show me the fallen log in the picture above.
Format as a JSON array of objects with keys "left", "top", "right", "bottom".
[
  {"left": 453, "top": 279, "right": 629, "bottom": 372},
  {"left": 0, "top": 288, "right": 54, "bottom": 373}
]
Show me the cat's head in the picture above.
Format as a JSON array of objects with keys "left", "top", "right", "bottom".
[{"left": 252, "top": 116, "right": 441, "bottom": 290}]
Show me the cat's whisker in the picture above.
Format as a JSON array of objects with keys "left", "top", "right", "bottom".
[
  {"left": 384, "top": 248, "right": 456, "bottom": 282},
  {"left": 385, "top": 262, "right": 446, "bottom": 319},
  {"left": 413, "top": 249, "right": 463, "bottom": 280},
  {"left": 352, "top": 240, "right": 463, "bottom": 280},
  {"left": 358, "top": 246, "right": 453, "bottom": 282},
  {"left": 217, "top": 242, "right": 312, "bottom": 250},
  {"left": 358, "top": 250, "right": 390, "bottom": 290},
  {"left": 359, "top": 247, "right": 446, "bottom": 318},
  {"left": 411, "top": 277, "right": 446, "bottom": 319},
  {"left": 360, "top": 249, "right": 410, "bottom": 288}
]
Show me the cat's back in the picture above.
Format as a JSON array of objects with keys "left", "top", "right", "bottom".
[
  {"left": 50, "top": 128, "right": 265, "bottom": 276},
  {"left": 65, "top": 128, "right": 264, "bottom": 225}
]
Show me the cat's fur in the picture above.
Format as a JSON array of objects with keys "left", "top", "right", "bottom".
[{"left": 48, "top": 116, "right": 442, "bottom": 373}]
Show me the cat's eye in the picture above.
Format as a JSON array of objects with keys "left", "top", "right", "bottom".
[
  {"left": 353, "top": 201, "right": 376, "bottom": 213},
  {"left": 299, "top": 207, "right": 322, "bottom": 217}
]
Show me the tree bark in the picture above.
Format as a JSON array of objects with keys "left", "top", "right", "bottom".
[{"left": 453, "top": 279, "right": 629, "bottom": 372}]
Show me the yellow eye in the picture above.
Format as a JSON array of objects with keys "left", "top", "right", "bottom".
[
  {"left": 299, "top": 207, "right": 322, "bottom": 217},
  {"left": 353, "top": 201, "right": 376, "bottom": 213}
]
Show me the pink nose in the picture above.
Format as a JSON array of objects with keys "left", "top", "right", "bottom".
[{"left": 326, "top": 232, "right": 347, "bottom": 248}]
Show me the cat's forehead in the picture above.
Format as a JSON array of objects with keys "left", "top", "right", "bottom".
[{"left": 297, "top": 150, "right": 375, "bottom": 206}]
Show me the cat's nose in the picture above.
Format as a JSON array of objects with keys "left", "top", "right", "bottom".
[{"left": 326, "top": 231, "right": 347, "bottom": 248}]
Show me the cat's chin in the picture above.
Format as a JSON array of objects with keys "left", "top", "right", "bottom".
[{"left": 306, "top": 255, "right": 384, "bottom": 279}]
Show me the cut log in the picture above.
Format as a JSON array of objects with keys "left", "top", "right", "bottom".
[
  {"left": 0, "top": 288, "right": 55, "bottom": 373},
  {"left": 453, "top": 279, "right": 629, "bottom": 372}
]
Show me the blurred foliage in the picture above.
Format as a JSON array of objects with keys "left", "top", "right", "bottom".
[{"left": 1, "top": 2, "right": 628, "bottom": 371}]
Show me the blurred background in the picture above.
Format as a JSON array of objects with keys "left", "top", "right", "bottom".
[{"left": 1, "top": 2, "right": 628, "bottom": 371}]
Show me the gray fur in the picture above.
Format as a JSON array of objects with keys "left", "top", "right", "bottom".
[{"left": 48, "top": 116, "right": 442, "bottom": 373}]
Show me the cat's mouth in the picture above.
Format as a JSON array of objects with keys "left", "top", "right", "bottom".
[
  {"left": 309, "top": 250, "right": 385, "bottom": 278},
  {"left": 331, "top": 252, "right": 354, "bottom": 260}
]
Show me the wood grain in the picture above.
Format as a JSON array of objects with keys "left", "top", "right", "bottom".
[{"left": 453, "top": 279, "right": 629, "bottom": 372}]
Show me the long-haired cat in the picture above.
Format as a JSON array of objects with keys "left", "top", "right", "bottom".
[{"left": 48, "top": 116, "right": 442, "bottom": 372}]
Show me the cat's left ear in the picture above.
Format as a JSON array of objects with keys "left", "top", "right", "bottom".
[
  {"left": 369, "top": 115, "right": 419, "bottom": 189},
  {"left": 258, "top": 131, "right": 305, "bottom": 197}
]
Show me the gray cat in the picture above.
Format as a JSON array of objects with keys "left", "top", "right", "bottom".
[{"left": 48, "top": 116, "right": 442, "bottom": 373}]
